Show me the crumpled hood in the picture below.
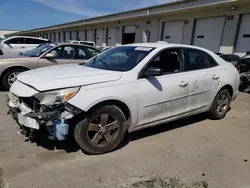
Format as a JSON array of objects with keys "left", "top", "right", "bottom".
[{"left": 17, "top": 64, "right": 122, "bottom": 91}]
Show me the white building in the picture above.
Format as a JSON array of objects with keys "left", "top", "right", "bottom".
[{"left": 6, "top": 0, "right": 250, "bottom": 55}]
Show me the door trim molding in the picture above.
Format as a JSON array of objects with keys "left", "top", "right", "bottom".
[
  {"left": 131, "top": 104, "right": 208, "bottom": 132},
  {"left": 144, "top": 89, "right": 210, "bottom": 108}
]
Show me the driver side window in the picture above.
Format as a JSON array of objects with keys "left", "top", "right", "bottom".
[
  {"left": 147, "top": 48, "right": 183, "bottom": 74},
  {"left": 49, "top": 45, "right": 76, "bottom": 59}
]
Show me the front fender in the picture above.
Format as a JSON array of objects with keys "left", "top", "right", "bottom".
[{"left": 68, "top": 82, "right": 138, "bottom": 127}]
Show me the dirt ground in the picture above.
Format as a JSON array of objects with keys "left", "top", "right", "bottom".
[{"left": 0, "top": 92, "right": 250, "bottom": 188}]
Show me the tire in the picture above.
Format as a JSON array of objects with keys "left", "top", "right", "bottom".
[
  {"left": 2, "top": 68, "right": 26, "bottom": 90},
  {"left": 209, "top": 89, "right": 231, "bottom": 120},
  {"left": 74, "top": 105, "right": 127, "bottom": 154}
]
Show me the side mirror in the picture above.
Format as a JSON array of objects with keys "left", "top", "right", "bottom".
[
  {"left": 142, "top": 67, "right": 163, "bottom": 77},
  {"left": 44, "top": 53, "right": 56, "bottom": 59}
]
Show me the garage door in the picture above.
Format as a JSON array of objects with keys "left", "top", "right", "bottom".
[
  {"left": 60, "top": 32, "right": 64, "bottom": 42},
  {"left": 65, "top": 31, "right": 70, "bottom": 42},
  {"left": 162, "top": 21, "right": 185, "bottom": 43},
  {"left": 86, "top": 29, "right": 93, "bottom": 41},
  {"left": 107, "top": 27, "right": 117, "bottom": 46},
  {"left": 235, "top": 14, "right": 250, "bottom": 53},
  {"left": 78, "top": 30, "right": 85, "bottom": 41},
  {"left": 96, "top": 28, "right": 104, "bottom": 46},
  {"left": 71, "top": 31, "right": 77, "bottom": 40},
  {"left": 193, "top": 17, "right": 225, "bottom": 53}
]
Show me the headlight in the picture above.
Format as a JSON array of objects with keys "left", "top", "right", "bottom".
[{"left": 34, "top": 87, "right": 80, "bottom": 105}]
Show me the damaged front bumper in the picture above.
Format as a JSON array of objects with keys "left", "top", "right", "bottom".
[{"left": 7, "top": 92, "right": 82, "bottom": 141}]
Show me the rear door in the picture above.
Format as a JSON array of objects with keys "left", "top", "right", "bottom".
[
  {"left": 38, "top": 45, "right": 78, "bottom": 67},
  {"left": 76, "top": 46, "right": 100, "bottom": 64},
  {"left": 2, "top": 37, "right": 25, "bottom": 55},
  {"left": 183, "top": 48, "right": 220, "bottom": 111},
  {"left": 23, "top": 38, "right": 45, "bottom": 53}
]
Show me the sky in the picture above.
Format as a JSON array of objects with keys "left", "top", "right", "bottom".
[{"left": 0, "top": 0, "right": 172, "bottom": 31}]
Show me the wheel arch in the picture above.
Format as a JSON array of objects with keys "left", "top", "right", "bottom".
[
  {"left": 86, "top": 99, "right": 132, "bottom": 123},
  {"left": 218, "top": 84, "right": 233, "bottom": 97},
  {"left": 0, "top": 66, "right": 29, "bottom": 81}
]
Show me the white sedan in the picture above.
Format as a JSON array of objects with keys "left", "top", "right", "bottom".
[{"left": 8, "top": 43, "right": 240, "bottom": 154}]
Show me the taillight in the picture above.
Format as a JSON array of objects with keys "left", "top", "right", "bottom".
[{"left": 236, "top": 67, "right": 240, "bottom": 72}]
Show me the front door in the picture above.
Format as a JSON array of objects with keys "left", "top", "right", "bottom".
[
  {"left": 137, "top": 48, "right": 190, "bottom": 126},
  {"left": 38, "top": 45, "right": 79, "bottom": 67}
]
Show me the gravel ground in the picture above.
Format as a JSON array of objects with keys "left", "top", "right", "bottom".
[{"left": 0, "top": 92, "right": 250, "bottom": 188}]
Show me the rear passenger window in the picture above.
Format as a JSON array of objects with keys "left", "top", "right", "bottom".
[
  {"left": 7, "top": 38, "right": 24, "bottom": 44},
  {"left": 25, "top": 38, "right": 45, "bottom": 44},
  {"left": 184, "top": 48, "right": 217, "bottom": 71},
  {"left": 77, "top": 46, "right": 99, "bottom": 59}
]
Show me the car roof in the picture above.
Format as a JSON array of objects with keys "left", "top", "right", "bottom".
[
  {"left": 4, "top": 36, "right": 48, "bottom": 41},
  {"left": 53, "top": 43, "right": 101, "bottom": 51},
  {"left": 56, "top": 43, "right": 98, "bottom": 48},
  {"left": 124, "top": 42, "right": 210, "bottom": 51}
]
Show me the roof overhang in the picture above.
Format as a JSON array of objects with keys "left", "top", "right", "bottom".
[{"left": 6, "top": 0, "right": 248, "bottom": 36}]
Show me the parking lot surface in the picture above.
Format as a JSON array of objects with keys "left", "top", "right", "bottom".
[{"left": 0, "top": 91, "right": 250, "bottom": 188}]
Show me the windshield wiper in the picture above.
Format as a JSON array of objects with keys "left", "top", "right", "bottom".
[
  {"left": 90, "top": 56, "right": 112, "bottom": 70},
  {"left": 99, "top": 59, "right": 112, "bottom": 70}
]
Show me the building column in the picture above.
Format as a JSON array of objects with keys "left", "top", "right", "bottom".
[
  {"left": 116, "top": 26, "right": 123, "bottom": 46},
  {"left": 182, "top": 19, "right": 194, "bottom": 45},
  {"left": 103, "top": 27, "right": 107, "bottom": 47},
  {"left": 220, "top": 12, "right": 240, "bottom": 54}
]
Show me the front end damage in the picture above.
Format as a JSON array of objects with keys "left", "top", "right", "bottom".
[{"left": 7, "top": 92, "right": 82, "bottom": 141}]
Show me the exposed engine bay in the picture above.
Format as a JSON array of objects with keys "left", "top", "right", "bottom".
[{"left": 7, "top": 92, "right": 82, "bottom": 141}]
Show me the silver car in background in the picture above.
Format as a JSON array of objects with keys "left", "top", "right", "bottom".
[
  {"left": 0, "top": 36, "right": 49, "bottom": 55},
  {"left": 0, "top": 43, "right": 100, "bottom": 89}
]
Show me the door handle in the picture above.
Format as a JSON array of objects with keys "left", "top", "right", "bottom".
[
  {"left": 21, "top": 46, "right": 25, "bottom": 48},
  {"left": 179, "top": 81, "right": 188, "bottom": 87},
  {"left": 212, "top": 75, "right": 219, "bottom": 80}
]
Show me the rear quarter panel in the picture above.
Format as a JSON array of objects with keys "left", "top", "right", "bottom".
[
  {"left": 209, "top": 51, "right": 240, "bottom": 97},
  {"left": 217, "top": 63, "right": 240, "bottom": 98}
]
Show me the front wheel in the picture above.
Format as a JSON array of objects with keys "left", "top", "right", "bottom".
[
  {"left": 2, "top": 68, "right": 26, "bottom": 90},
  {"left": 209, "top": 89, "right": 231, "bottom": 120},
  {"left": 74, "top": 105, "right": 127, "bottom": 154}
]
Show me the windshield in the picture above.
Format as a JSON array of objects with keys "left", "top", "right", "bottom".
[
  {"left": 22, "top": 43, "right": 54, "bottom": 57},
  {"left": 85, "top": 46, "right": 154, "bottom": 71}
]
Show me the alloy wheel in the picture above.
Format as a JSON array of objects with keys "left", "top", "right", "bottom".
[
  {"left": 7, "top": 71, "right": 20, "bottom": 86},
  {"left": 216, "top": 94, "right": 229, "bottom": 115},
  {"left": 86, "top": 113, "right": 120, "bottom": 148}
]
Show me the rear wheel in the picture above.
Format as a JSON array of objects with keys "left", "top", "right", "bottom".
[
  {"left": 209, "top": 89, "right": 231, "bottom": 120},
  {"left": 74, "top": 105, "right": 127, "bottom": 154},
  {"left": 2, "top": 68, "right": 26, "bottom": 90}
]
